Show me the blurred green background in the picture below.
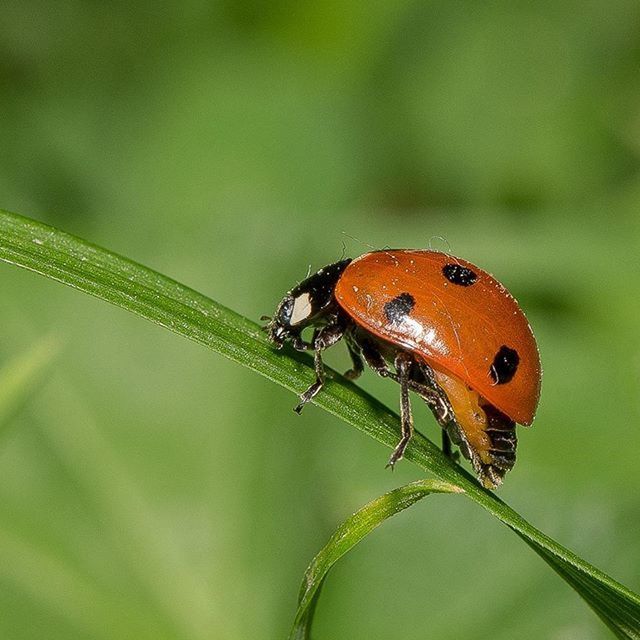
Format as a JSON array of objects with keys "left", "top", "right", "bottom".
[{"left": 1, "top": 2, "right": 640, "bottom": 638}]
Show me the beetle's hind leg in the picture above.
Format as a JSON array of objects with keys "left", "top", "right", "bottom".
[
  {"left": 294, "top": 319, "right": 346, "bottom": 413},
  {"left": 413, "top": 361, "right": 461, "bottom": 462}
]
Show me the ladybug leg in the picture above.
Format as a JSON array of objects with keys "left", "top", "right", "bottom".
[
  {"left": 294, "top": 320, "right": 345, "bottom": 413},
  {"left": 291, "top": 335, "right": 313, "bottom": 351},
  {"left": 344, "top": 338, "right": 364, "bottom": 381},
  {"left": 414, "top": 362, "right": 460, "bottom": 462},
  {"left": 359, "top": 340, "right": 393, "bottom": 378},
  {"left": 414, "top": 362, "right": 453, "bottom": 425},
  {"left": 376, "top": 358, "right": 451, "bottom": 424},
  {"left": 386, "top": 352, "right": 415, "bottom": 469},
  {"left": 358, "top": 339, "right": 444, "bottom": 413}
]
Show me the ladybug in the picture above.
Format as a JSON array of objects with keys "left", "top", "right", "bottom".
[{"left": 265, "top": 250, "right": 541, "bottom": 488}]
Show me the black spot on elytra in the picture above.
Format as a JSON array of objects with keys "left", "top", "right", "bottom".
[
  {"left": 489, "top": 346, "right": 520, "bottom": 384},
  {"left": 384, "top": 293, "right": 415, "bottom": 324},
  {"left": 442, "top": 263, "right": 478, "bottom": 286}
]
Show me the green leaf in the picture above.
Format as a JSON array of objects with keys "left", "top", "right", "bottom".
[
  {"left": 290, "top": 479, "right": 463, "bottom": 640},
  {"left": 1, "top": 208, "right": 639, "bottom": 638},
  {"left": 0, "top": 333, "right": 61, "bottom": 439}
]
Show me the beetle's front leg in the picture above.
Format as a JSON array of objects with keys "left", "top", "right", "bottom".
[
  {"left": 291, "top": 335, "right": 313, "bottom": 351},
  {"left": 294, "top": 320, "right": 346, "bottom": 413}
]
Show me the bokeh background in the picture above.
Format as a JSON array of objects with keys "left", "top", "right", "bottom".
[{"left": 1, "top": 2, "right": 640, "bottom": 639}]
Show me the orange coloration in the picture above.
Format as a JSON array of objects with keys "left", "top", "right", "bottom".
[
  {"left": 334, "top": 250, "right": 541, "bottom": 425},
  {"left": 430, "top": 366, "right": 492, "bottom": 466}
]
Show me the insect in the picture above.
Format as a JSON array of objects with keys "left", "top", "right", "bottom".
[{"left": 265, "top": 250, "right": 541, "bottom": 488}]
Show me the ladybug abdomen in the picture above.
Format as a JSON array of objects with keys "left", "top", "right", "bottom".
[{"left": 334, "top": 250, "right": 541, "bottom": 425}]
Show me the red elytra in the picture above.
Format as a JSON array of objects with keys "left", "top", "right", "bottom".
[{"left": 334, "top": 250, "right": 541, "bottom": 426}]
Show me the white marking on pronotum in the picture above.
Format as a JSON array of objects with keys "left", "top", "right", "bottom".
[{"left": 290, "top": 293, "right": 313, "bottom": 325}]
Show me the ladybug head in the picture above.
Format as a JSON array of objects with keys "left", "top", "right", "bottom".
[
  {"left": 266, "top": 258, "right": 352, "bottom": 350},
  {"left": 267, "top": 294, "right": 298, "bottom": 348}
]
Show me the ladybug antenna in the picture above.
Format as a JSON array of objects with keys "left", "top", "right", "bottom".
[
  {"left": 340, "top": 231, "right": 376, "bottom": 252},
  {"left": 294, "top": 264, "right": 314, "bottom": 287},
  {"left": 339, "top": 239, "right": 347, "bottom": 260},
  {"left": 428, "top": 235, "right": 453, "bottom": 255}
]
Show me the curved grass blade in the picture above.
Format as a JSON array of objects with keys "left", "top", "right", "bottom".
[
  {"left": 1, "top": 208, "right": 639, "bottom": 637},
  {"left": 0, "top": 333, "right": 61, "bottom": 440},
  {"left": 290, "top": 479, "right": 463, "bottom": 640}
]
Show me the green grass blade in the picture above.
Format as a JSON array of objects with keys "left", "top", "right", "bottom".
[
  {"left": 520, "top": 538, "right": 640, "bottom": 640},
  {"left": 1, "top": 208, "right": 639, "bottom": 637},
  {"left": 0, "top": 333, "right": 61, "bottom": 439},
  {"left": 290, "top": 479, "right": 463, "bottom": 640}
]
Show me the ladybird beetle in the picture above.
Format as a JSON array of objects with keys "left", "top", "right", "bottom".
[{"left": 265, "top": 250, "right": 541, "bottom": 489}]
